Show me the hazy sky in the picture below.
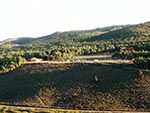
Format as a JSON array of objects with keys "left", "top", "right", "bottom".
[{"left": 0, "top": 0, "right": 150, "bottom": 41}]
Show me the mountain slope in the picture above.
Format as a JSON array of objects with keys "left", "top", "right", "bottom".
[
  {"left": 0, "top": 38, "right": 18, "bottom": 45},
  {"left": 0, "top": 37, "right": 35, "bottom": 48},
  {"left": 0, "top": 63, "right": 149, "bottom": 111},
  {"left": 36, "top": 25, "right": 125, "bottom": 42},
  {"left": 0, "top": 22, "right": 149, "bottom": 46},
  {"left": 0, "top": 25, "right": 125, "bottom": 46},
  {"left": 12, "top": 37, "right": 35, "bottom": 44},
  {"left": 88, "top": 22, "right": 150, "bottom": 41}
]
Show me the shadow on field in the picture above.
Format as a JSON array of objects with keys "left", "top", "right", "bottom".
[{"left": 0, "top": 63, "right": 149, "bottom": 111}]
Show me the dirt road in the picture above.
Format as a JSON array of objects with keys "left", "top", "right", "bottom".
[{"left": 0, "top": 104, "right": 149, "bottom": 113}]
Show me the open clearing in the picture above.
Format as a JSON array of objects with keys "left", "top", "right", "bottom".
[
  {"left": 26, "top": 59, "right": 133, "bottom": 65},
  {"left": 26, "top": 54, "right": 133, "bottom": 64},
  {"left": 73, "top": 54, "right": 112, "bottom": 59}
]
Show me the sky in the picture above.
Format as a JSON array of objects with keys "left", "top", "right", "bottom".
[{"left": 0, "top": 0, "right": 150, "bottom": 41}]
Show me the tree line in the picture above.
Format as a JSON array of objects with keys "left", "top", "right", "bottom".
[{"left": 0, "top": 55, "right": 26, "bottom": 74}]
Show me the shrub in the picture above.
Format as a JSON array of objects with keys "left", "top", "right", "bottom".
[
  {"left": 94, "top": 75, "right": 99, "bottom": 82},
  {"left": 138, "top": 70, "right": 144, "bottom": 78}
]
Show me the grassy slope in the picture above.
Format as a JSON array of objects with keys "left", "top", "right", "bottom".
[{"left": 0, "top": 63, "right": 150, "bottom": 111}]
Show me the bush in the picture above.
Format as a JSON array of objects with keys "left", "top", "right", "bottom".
[
  {"left": 138, "top": 70, "right": 144, "bottom": 78},
  {"left": 94, "top": 75, "right": 99, "bottom": 82}
]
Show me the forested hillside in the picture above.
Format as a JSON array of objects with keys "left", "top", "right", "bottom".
[
  {"left": 89, "top": 22, "right": 150, "bottom": 41},
  {"left": 0, "top": 22, "right": 149, "bottom": 72},
  {"left": 0, "top": 25, "right": 124, "bottom": 46}
]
